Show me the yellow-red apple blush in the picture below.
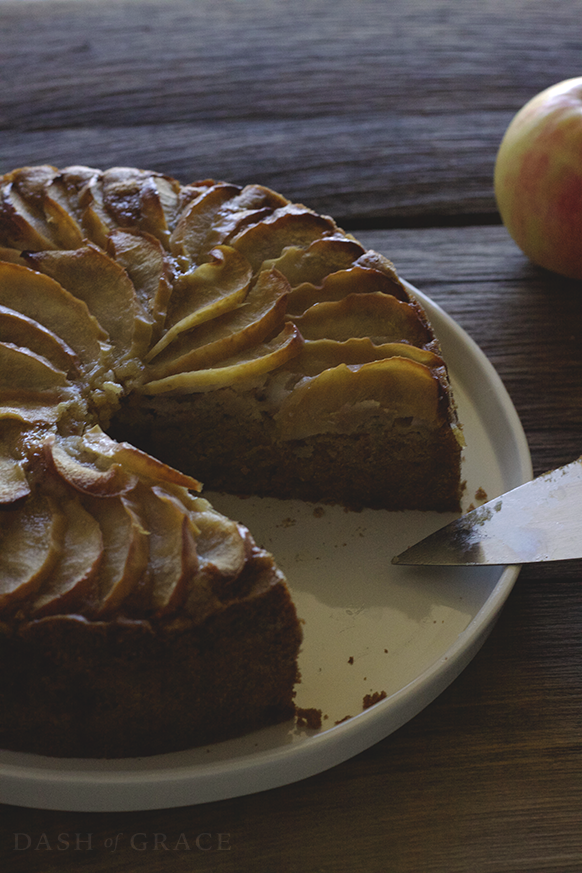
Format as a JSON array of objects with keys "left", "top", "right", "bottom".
[{"left": 494, "top": 77, "right": 582, "bottom": 280}]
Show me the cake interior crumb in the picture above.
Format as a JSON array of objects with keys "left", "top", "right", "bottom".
[{"left": 362, "top": 690, "right": 387, "bottom": 710}]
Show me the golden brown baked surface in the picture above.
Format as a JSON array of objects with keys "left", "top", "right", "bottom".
[{"left": 0, "top": 164, "right": 463, "bottom": 757}]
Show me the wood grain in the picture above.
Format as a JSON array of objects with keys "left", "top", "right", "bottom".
[
  {"left": 1, "top": 0, "right": 582, "bottom": 221},
  {"left": 1, "top": 2, "right": 582, "bottom": 871}
]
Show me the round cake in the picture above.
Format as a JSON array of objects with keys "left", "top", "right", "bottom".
[{"left": 0, "top": 165, "right": 463, "bottom": 758}]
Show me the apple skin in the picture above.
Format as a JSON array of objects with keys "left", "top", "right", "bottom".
[{"left": 494, "top": 77, "right": 582, "bottom": 281}]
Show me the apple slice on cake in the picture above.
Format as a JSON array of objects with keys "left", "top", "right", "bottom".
[
  {"left": 0, "top": 493, "right": 65, "bottom": 612},
  {"left": 290, "top": 293, "right": 432, "bottom": 345},
  {"left": 0, "top": 178, "right": 58, "bottom": 252},
  {"left": 262, "top": 236, "right": 367, "bottom": 287},
  {"left": 81, "top": 494, "right": 150, "bottom": 617},
  {"left": 142, "top": 321, "right": 303, "bottom": 394},
  {"left": 286, "top": 264, "right": 409, "bottom": 315},
  {"left": 4, "top": 165, "right": 87, "bottom": 251},
  {"left": 0, "top": 392, "right": 63, "bottom": 428},
  {"left": 0, "top": 305, "right": 82, "bottom": 379},
  {"left": 100, "top": 167, "right": 183, "bottom": 248},
  {"left": 24, "top": 244, "right": 153, "bottom": 363},
  {"left": 169, "top": 183, "right": 245, "bottom": 262},
  {"left": 76, "top": 173, "right": 118, "bottom": 248},
  {"left": 107, "top": 229, "right": 174, "bottom": 338},
  {"left": 78, "top": 425, "right": 202, "bottom": 492},
  {"left": 0, "top": 435, "right": 30, "bottom": 504},
  {"left": 146, "top": 267, "right": 290, "bottom": 379},
  {"left": 191, "top": 508, "right": 248, "bottom": 581},
  {"left": 41, "top": 177, "right": 87, "bottom": 249},
  {"left": 145, "top": 245, "right": 253, "bottom": 361},
  {"left": 123, "top": 483, "right": 198, "bottom": 615},
  {"left": 0, "top": 262, "right": 110, "bottom": 377},
  {"left": 275, "top": 355, "right": 442, "bottom": 440},
  {"left": 0, "top": 342, "right": 70, "bottom": 392},
  {"left": 231, "top": 204, "right": 338, "bottom": 273},
  {"left": 29, "top": 494, "right": 103, "bottom": 618},
  {"left": 191, "top": 183, "right": 289, "bottom": 260},
  {"left": 44, "top": 435, "right": 139, "bottom": 498},
  {"left": 289, "top": 337, "right": 445, "bottom": 376}
]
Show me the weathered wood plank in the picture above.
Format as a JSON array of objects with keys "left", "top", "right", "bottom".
[
  {"left": 1, "top": 7, "right": 582, "bottom": 870},
  {"left": 1, "top": 0, "right": 581, "bottom": 221}
]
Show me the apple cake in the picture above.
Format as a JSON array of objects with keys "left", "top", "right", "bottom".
[{"left": 0, "top": 164, "right": 463, "bottom": 758}]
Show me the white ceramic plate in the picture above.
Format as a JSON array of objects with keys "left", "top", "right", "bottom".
[{"left": 0, "top": 286, "right": 532, "bottom": 812}]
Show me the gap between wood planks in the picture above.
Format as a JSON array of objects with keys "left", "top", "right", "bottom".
[{"left": 341, "top": 211, "right": 503, "bottom": 233}]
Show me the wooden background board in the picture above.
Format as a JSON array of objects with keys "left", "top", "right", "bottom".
[
  {"left": 2, "top": 0, "right": 582, "bottom": 870},
  {"left": 1, "top": 0, "right": 581, "bottom": 223}
]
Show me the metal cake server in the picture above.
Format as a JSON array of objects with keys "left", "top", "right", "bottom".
[{"left": 392, "top": 457, "right": 582, "bottom": 566}]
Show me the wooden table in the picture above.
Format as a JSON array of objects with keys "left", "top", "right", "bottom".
[{"left": 2, "top": 1, "right": 582, "bottom": 870}]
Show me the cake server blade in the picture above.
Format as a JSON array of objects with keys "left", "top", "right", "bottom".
[{"left": 392, "top": 457, "right": 582, "bottom": 566}]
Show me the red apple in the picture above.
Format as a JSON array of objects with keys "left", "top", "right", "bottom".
[{"left": 494, "top": 77, "right": 582, "bottom": 280}]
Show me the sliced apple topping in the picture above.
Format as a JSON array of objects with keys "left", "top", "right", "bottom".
[
  {"left": 287, "top": 338, "right": 444, "bottom": 377},
  {"left": 79, "top": 425, "right": 202, "bottom": 492},
  {"left": 24, "top": 244, "right": 152, "bottom": 362},
  {"left": 169, "top": 183, "right": 243, "bottom": 261},
  {"left": 0, "top": 342, "right": 70, "bottom": 392},
  {"left": 276, "top": 357, "right": 441, "bottom": 440},
  {"left": 5, "top": 165, "right": 86, "bottom": 251},
  {"left": 81, "top": 494, "right": 149, "bottom": 617},
  {"left": 0, "top": 305, "right": 82, "bottom": 379},
  {"left": 31, "top": 168, "right": 96, "bottom": 250},
  {"left": 354, "top": 248, "right": 403, "bottom": 283},
  {"left": 56, "top": 165, "right": 101, "bottom": 223},
  {"left": 233, "top": 184, "right": 289, "bottom": 212},
  {"left": 107, "top": 229, "right": 174, "bottom": 336},
  {"left": 5, "top": 165, "right": 59, "bottom": 202},
  {"left": 182, "top": 507, "right": 249, "bottom": 614},
  {"left": 151, "top": 173, "right": 187, "bottom": 235},
  {"left": 262, "top": 236, "right": 366, "bottom": 288},
  {"left": 0, "top": 493, "right": 65, "bottom": 613},
  {"left": 146, "top": 267, "right": 289, "bottom": 379},
  {"left": 0, "top": 245, "right": 26, "bottom": 265},
  {"left": 0, "top": 180, "right": 58, "bottom": 252},
  {"left": 101, "top": 167, "right": 183, "bottom": 247},
  {"left": 41, "top": 189, "right": 86, "bottom": 250},
  {"left": 0, "top": 461, "right": 29, "bottom": 504},
  {"left": 45, "top": 435, "right": 139, "bottom": 497},
  {"left": 286, "top": 265, "right": 409, "bottom": 316},
  {"left": 29, "top": 494, "right": 103, "bottom": 618},
  {"left": 0, "top": 433, "right": 30, "bottom": 504},
  {"left": 125, "top": 484, "right": 198, "bottom": 615},
  {"left": 230, "top": 204, "right": 338, "bottom": 273},
  {"left": 191, "top": 508, "right": 247, "bottom": 581},
  {"left": 0, "top": 262, "right": 109, "bottom": 375},
  {"left": 290, "top": 293, "right": 431, "bottom": 345},
  {"left": 0, "top": 391, "right": 62, "bottom": 427},
  {"left": 76, "top": 172, "right": 118, "bottom": 248},
  {"left": 145, "top": 245, "right": 253, "bottom": 361},
  {"left": 143, "top": 322, "right": 303, "bottom": 395},
  {"left": 60, "top": 164, "right": 101, "bottom": 191},
  {"left": 0, "top": 166, "right": 68, "bottom": 247},
  {"left": 193, "top": 183, "right": 289, "bottom": 259}
]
